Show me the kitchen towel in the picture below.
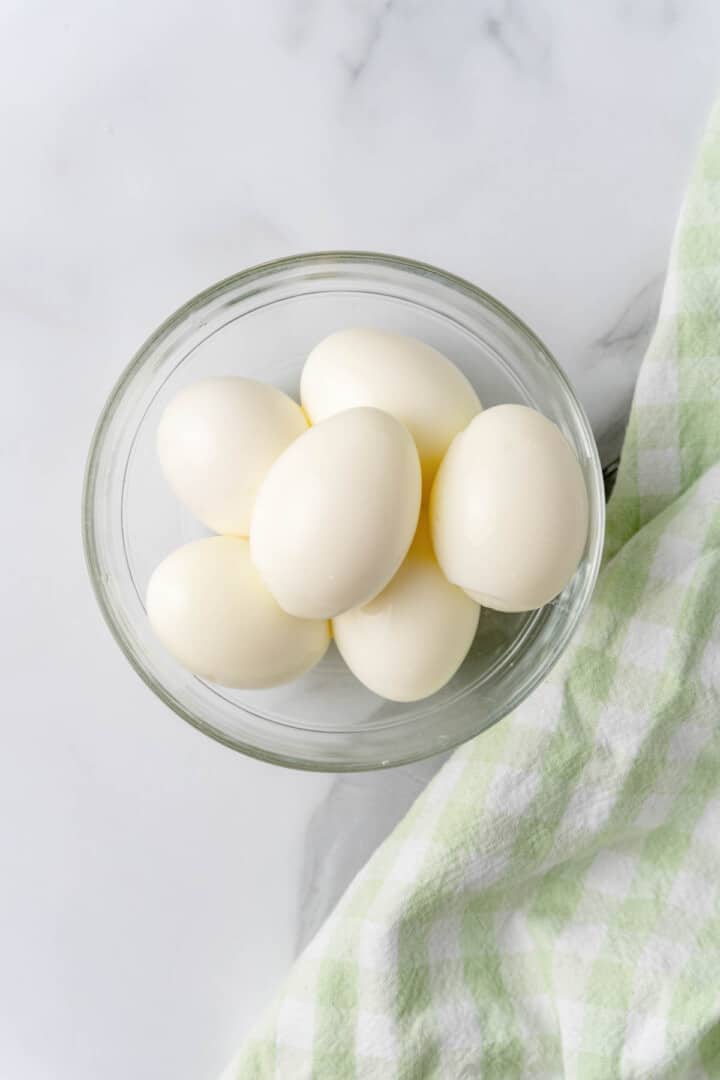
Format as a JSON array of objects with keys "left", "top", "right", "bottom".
[{"left": 224, "top": 106, "right": 720, "bottom": 1079}]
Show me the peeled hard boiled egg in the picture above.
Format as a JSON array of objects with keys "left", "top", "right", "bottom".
[
  {"left": 250, "top": 406, "right": 421, "bottom": 619},
  {"left": 146, "top": 536, "right": 329, "bottom": 688},
  {"left": 333, "top": 517, "right": 480, "bottom": 702},
  {"left": 301, "top": 329, "right": 481, "bottom": 494},
  {"left": 157, "top": 377, "right": 308, "bottom": 536},
  {"left": 431, "top": 404, "right": 589, "bottom": 612}
]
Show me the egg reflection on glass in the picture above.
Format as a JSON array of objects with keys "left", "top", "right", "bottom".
[
  {"left": 431, "top": 404, "right": 589, "bottom": 612},
  {"left": 157, "top": 376, "right": 308, "bottom": 536},
  {"left": 332, "top": 517, "right": 480, "bottom": 702},
  {"left": 301, "top": 328, "right": 481, "bottom": 496},
  {"left": 250, "top": 406, "right": 422, "bottom": 619},
  {"left": 146, "top": 536, "right": 329, "bottom": 688}
]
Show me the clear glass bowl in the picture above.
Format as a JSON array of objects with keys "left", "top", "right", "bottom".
[{"left": 82, "top": 252, "right": 604, "bottom": 771}]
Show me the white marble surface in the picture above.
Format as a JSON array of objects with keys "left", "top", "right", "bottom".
[{"left": 2, "top": 3, "right": 719, "bottom": 1078}]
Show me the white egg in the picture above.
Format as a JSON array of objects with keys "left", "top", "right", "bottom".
[
  {"left": 250, "top": 406, "right": 421, "bottom": 619},
  {"left": 157, "top": 377, "right": 308, "bottom": 536},
  {"left": 332, "top": 517, "right": 480, "bottom": 702},
  {"left": 146, "top": 536, "right": 329, "bottom": 688},
  {"left": 431, "top": 405, "right": 589, "bottom": 612},
  {"left": 301, "top": 329, "right": 481, "bottom": 495}
]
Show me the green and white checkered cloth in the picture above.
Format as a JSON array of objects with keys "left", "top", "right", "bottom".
[{"left": 224, "top": 108, "right": 720, "bottom": 1079}]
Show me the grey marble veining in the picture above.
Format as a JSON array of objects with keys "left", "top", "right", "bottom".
[
  {"left": 585, "top": 272, "right": 665, "bottom": 465},
  {"left": 480, "top": 1, "right": 553, "bottom": 82},
  {"left": 3, "top": 3, "right": 720, "bottom": 1078}
]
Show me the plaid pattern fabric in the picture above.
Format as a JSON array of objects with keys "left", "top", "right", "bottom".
[{"left": 223, "top": 107, "right": 720, "bottom": 1079}]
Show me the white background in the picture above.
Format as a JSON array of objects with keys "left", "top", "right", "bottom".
[{"left": 2, "top": 3, "right": 719, "bottom": 1078}]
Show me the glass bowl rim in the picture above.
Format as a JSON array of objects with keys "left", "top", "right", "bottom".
[{"left": 81, "top": 250, "right": 605, "bottom": 771}]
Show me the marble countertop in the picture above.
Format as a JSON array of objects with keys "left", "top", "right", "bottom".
[{"left": 2, "top": 3, "right": 719, "bottom": 1077}]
